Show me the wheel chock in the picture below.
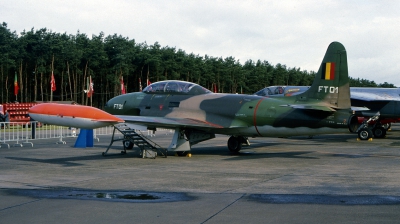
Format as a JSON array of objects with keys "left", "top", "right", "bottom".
[{"left": 356, "top": 138, "right": 373, "bottom": 141}]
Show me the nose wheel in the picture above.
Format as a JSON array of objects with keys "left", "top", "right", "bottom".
[{"left": 123, "top": 140, "right": 134, "bottom": 149}]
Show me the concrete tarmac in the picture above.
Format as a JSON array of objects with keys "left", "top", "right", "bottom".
[{"left": 1, "top": 127, "right": 400, "bottom": 223}]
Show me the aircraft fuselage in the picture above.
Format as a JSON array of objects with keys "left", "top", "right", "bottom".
[{"left": 104, "top": 92, "right": 350, "bottom": 138}]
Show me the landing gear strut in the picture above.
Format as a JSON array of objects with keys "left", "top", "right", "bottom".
[{"left": 356, "top": 112, "right": 386, "bottom": 140}]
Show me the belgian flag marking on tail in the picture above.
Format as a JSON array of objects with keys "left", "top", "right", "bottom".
[{"left": 321, "top": 62, "right": 335, "bottom": 80}]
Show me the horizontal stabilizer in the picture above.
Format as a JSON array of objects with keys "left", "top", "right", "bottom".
[{"left": 351, "top": 106, "right": 370, "bottom": 111}]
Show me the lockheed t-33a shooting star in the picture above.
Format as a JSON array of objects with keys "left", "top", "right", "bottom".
[{"left": 29, "top": 42, "right": 353, "bottom": 156}]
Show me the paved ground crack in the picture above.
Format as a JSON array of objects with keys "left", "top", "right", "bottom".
[
  {"left": 200, "top": 194, "right": 245, "bottom": 224},
  {"left": 0, "top": 199, "right": 43, "bottom": 212}
]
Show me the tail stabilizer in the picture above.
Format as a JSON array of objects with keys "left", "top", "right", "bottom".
[{"left": 296, "top": 42, "right": 350, "bottom": 109}]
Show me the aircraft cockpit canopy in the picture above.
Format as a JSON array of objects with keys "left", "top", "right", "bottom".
[
  {"left": 254, "top": 86, "right": 309, "bottom": 97},
  {"left": 142, "top": 80, "right": 212, "bottom": 95},
  {"left": 254, "top": 86, "right": 286, "bottom": 96}
]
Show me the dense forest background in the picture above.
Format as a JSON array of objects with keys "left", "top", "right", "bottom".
[{"left": 0, "top": 22, "right": 395, "bottom": 108}]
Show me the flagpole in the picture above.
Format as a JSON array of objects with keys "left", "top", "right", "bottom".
[
  {"left": 90, "top": 76, "right": 93, "bottom": 107},
  {"left": 14, "top": 72, "right": 19, "bottom": 102},
  {"left": 86, "top": 77, "right": 89, "bottom": 106},
  {"left": 50, "top": 71, "right": 56, "bottom": 102},
  {"left": 147, "top": 64, "right": 150, "bottom": 87},
  {"left": 51, "top": 55, "right": 54, "bottom": 102},
  {"left": 50, "top": 71, "right": 53, "bottom": 102},
  {"left": 50, "top": 83, "right": 53, "bottom": 102}
]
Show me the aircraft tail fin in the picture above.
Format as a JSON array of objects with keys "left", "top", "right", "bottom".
[{"left": 296, "top": 42, "right": 350, "bottom": 109}]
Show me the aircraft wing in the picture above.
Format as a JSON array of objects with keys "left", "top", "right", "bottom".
[
  {"left": 280, "top": 104, "right": 336, "bottom": 112},
  {"left": 351, "top": 91, "right": 400, "bottom": 101},
  {"left": 287, "top": 104, "right": 370, "bottom": 113},
  {"left": 116, "top": 115, "right": 224, "bottom": 129}
]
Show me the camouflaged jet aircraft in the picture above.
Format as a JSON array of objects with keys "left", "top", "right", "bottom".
[
  {"left": 101, "top": 41, "right": 352, "bottom": 153},
  {"left": 255, "top": 85, "right": 400, "bottom": 140}
]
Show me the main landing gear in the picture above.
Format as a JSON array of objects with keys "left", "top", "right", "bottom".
[
  {"left": 356, "top": 112, "right": 387, "bottom": 140},
  {"left": 227, "top": 136, "right": 250, "bottom": 153}
]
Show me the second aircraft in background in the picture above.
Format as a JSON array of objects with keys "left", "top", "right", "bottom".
[{"left": 254, "top": 85, "right": 400, "bottom": 139}]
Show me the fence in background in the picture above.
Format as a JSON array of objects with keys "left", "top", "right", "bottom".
[{"left": 0, "top": 121, "right": 173, "bottom": 148}]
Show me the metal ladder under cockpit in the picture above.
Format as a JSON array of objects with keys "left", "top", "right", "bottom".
[{"left": 102, "top": 123, "right": 167, "bottom": 158}]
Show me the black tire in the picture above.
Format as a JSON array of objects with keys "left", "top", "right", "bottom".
[
  {"left": 227, "top": 136, "right": 242, "bottom": 152},
  {"left": 358, "top": 128, "right": 372, "bottom": 140},
  {"left": 123, "top": 140, "right": 134, "bottom": 149},
  {"left": 176, "top": 151, "right": 188, "bottom": 157},
  {"left": 373, "top": 127, "right": 386, "bottom": 138}
]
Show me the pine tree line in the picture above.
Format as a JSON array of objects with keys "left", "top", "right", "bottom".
[{"left": 0, "top": 22, "right": 394, "bottom": 108}]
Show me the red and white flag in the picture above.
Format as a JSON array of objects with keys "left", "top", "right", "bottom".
[
  {"left": 121, "top": 76, "right": 126, "bottom": 94},
  {"left": 213, "top": 83, "right": 217, "bottom": 93},
  {"left": 87, "top": 76, "right": 94, "bottom": 98},
  {"left": 51, "top": 71, "right": 56, "bottom": 92}
]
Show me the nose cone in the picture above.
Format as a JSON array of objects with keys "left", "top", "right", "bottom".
[
  {"left": 104, "top": 100, "right": 113, "bottom": 113},
  {"left": 104, "top": 92, "right": 142, "bottom": 116}
]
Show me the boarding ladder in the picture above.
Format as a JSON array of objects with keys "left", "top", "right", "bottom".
[{"left": 102, "top": 123, "right": 167, "bottom": 158}]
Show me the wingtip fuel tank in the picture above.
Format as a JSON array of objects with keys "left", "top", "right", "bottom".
[{"left": 29, "top": 103, "right": 124, "bottom": 129}]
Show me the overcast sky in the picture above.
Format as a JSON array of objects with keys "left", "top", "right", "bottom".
[{"left": 2, "top": 0, "right": 400, "bottom": 86}]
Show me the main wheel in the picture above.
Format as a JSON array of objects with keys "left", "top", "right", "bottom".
[
  {"left": 358, "top": 128, "right": 373, "bottom": 140},
  {"left": 123, "top": 140, "right": 134, "bottom": 149},
  {"left": 227, "top": 136, "right": 242, "bottom": 152},
  {"left": 372, "top": 127, "right": 386, "bottom": 138},
  {"left": 175, "top": 151, "right": 188, "bottom": 157}
]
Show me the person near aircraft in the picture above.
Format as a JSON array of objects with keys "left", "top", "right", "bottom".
[
  {"left": 1, "top": 110, "right": 10, "bottom": 129},
  {"left": 0, "top": 110, "right": 5, "bottom": 128}
]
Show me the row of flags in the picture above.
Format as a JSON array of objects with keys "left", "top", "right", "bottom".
[
  {"left": 13, "top": 73, "right": 228, "bottom": 97},
  {"left": 13, "top": 72, "right": 152, "bottom": 97},
  {"left": 14, "top": 72, "right": 58, "bottom": 97}
]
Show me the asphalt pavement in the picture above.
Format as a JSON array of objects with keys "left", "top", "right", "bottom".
[{"left": 1, "top": 127, "right": 400, "bottom": 223}]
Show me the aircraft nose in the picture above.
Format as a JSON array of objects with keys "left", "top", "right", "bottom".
[{"left": 104, "top": 100, "right": 114, "bottom": 113}]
